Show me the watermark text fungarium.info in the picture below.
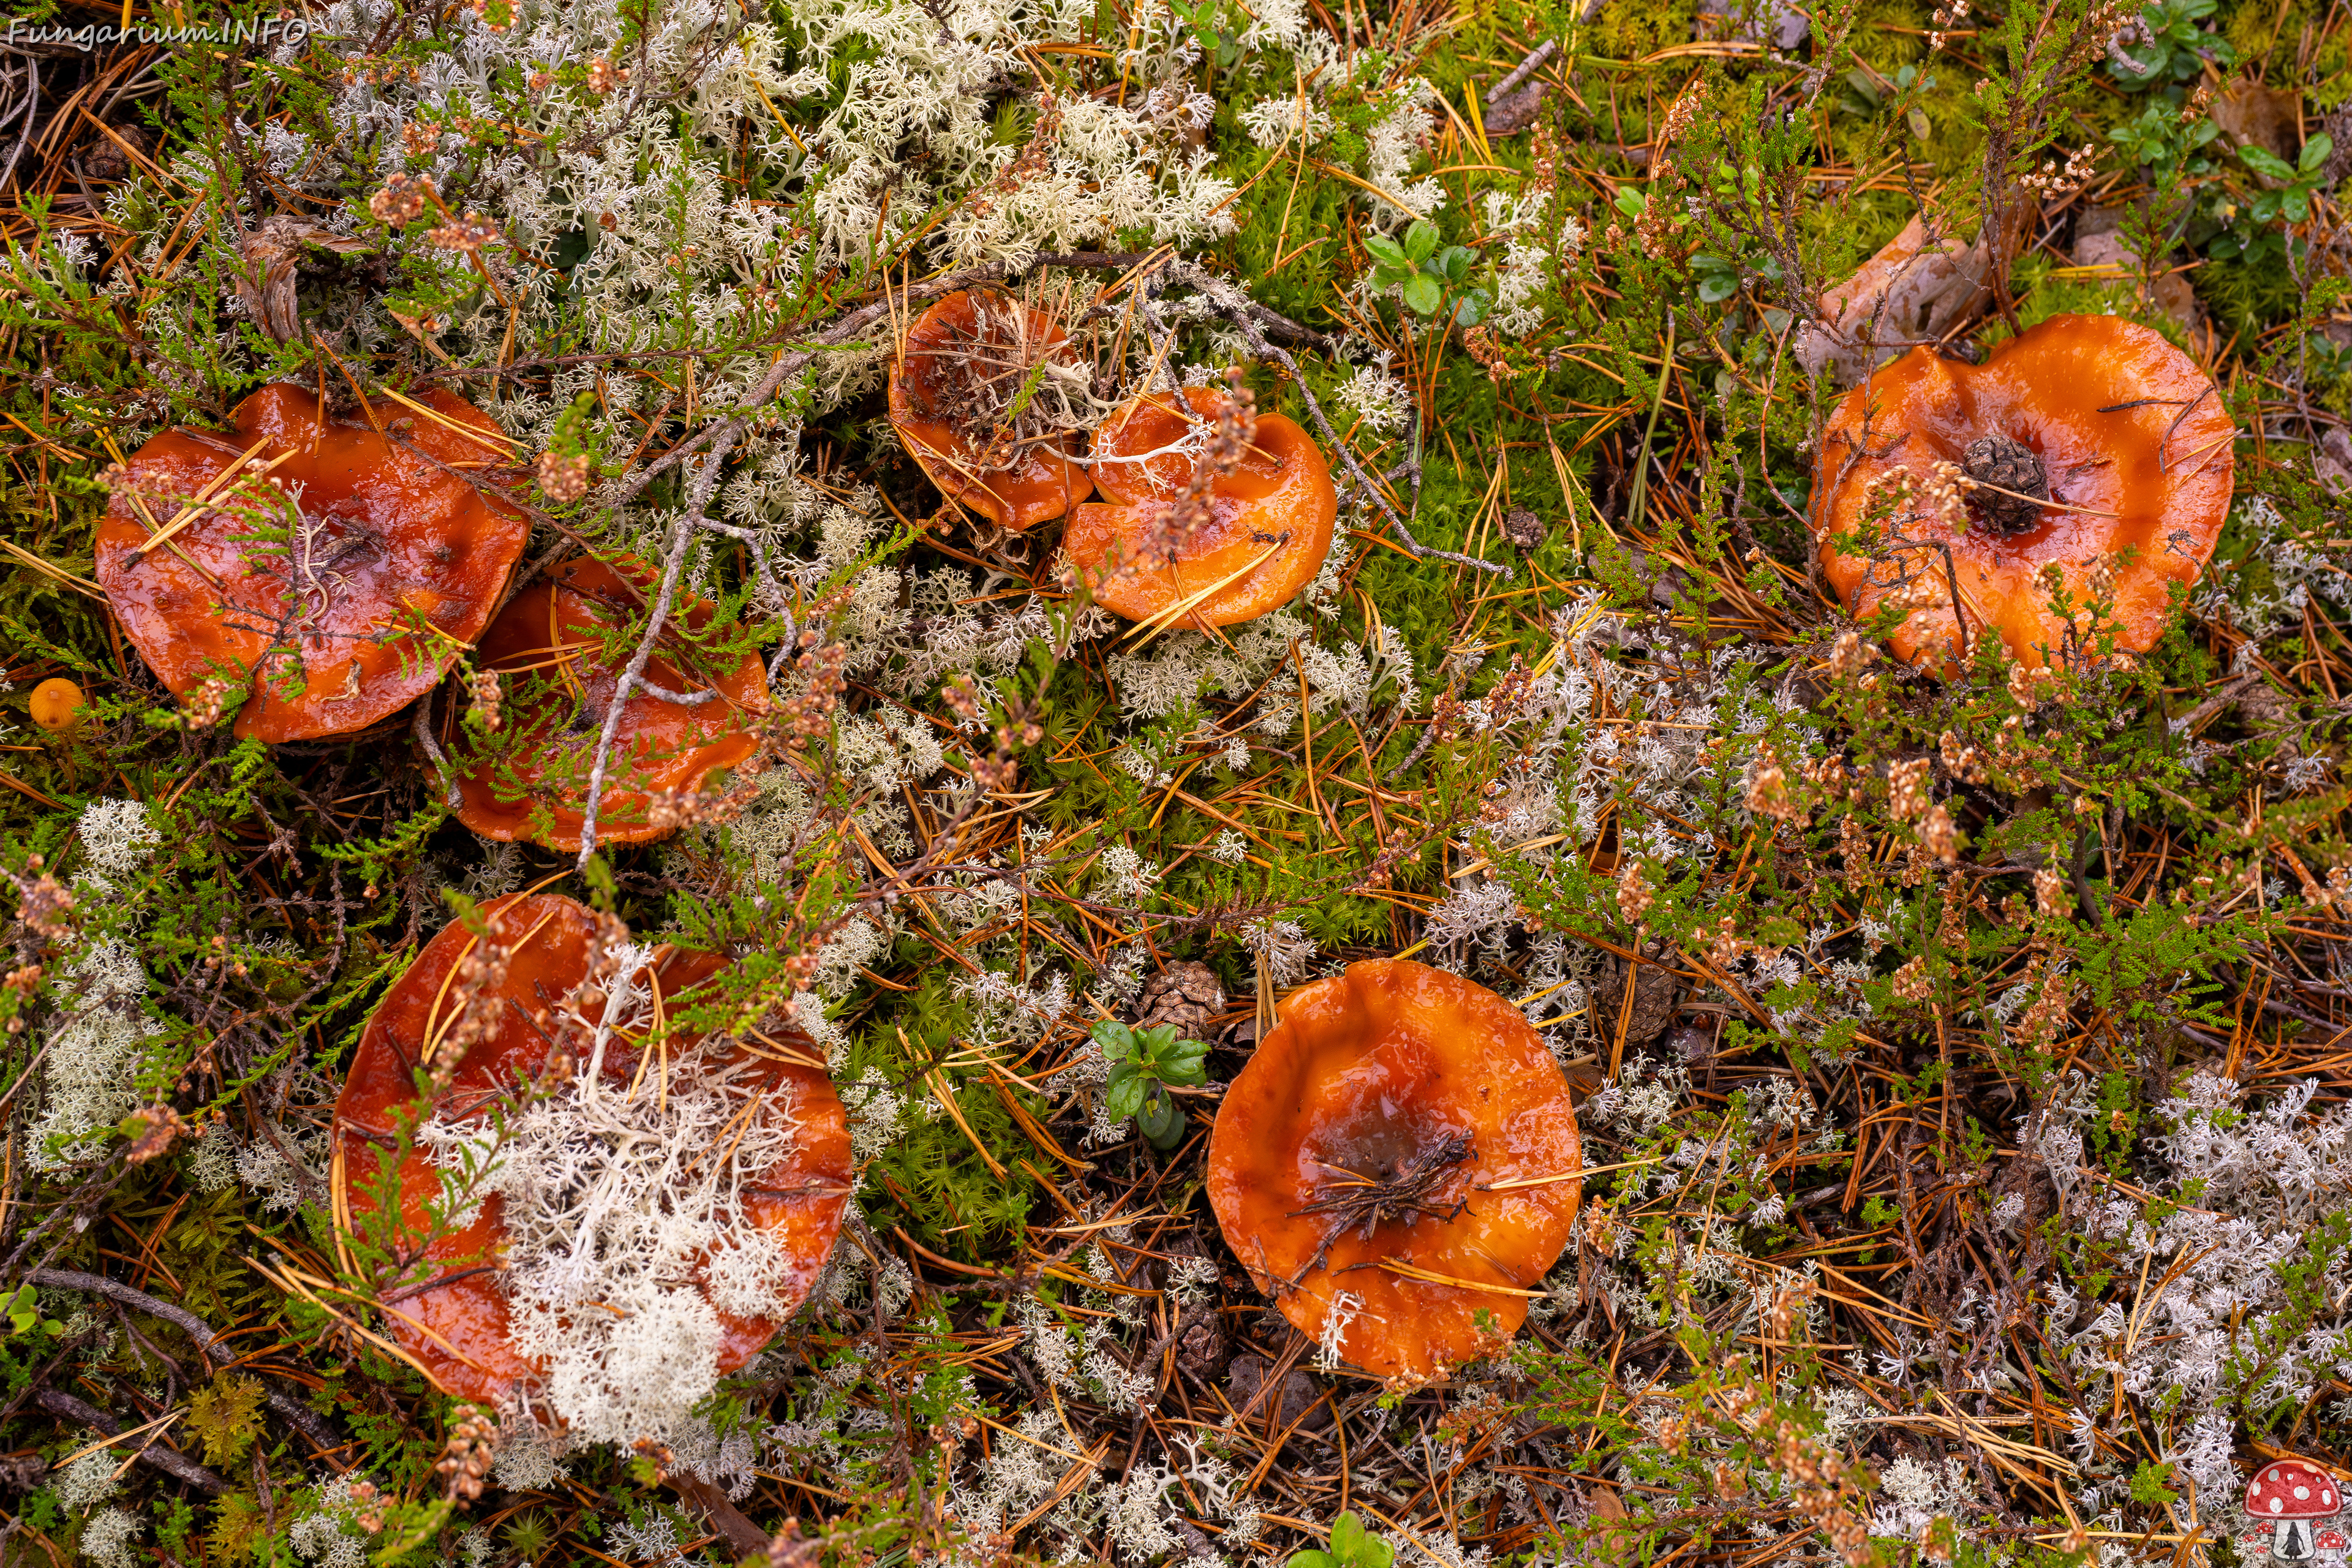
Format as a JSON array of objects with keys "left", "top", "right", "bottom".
[{"left": 1, "top": 15, "right": 308, "bottom": 50}]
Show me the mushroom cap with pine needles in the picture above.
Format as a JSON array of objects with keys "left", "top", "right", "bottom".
[
  {"left": 334, "top": 894, "right": 851, "bottom": 1437},
  {"left": 94, "top": 383, "right": 530, "bottom": 742},
  {"left": 1207, "top": 959, "right": 1580, "bottom": 1382}
]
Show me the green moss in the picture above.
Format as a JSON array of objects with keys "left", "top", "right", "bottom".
[
  {"left": 1215, "top": 144, "right": 1357, "bottom": 329},
  {"left": 184, "top": 1374, "right": 268, "bottom": 1469},
  {"left": 1591, "top": 0, "right": 1701, "bottom": 61},
  {"left": 2194, "top": 241, "right": 2304, "bottom": 338}
]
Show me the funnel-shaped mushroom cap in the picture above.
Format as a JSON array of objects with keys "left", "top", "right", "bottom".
[
  {"left": 2249, "top": 1460, "right": 2340, "bottom": 1520},
  {"left": 1812, "top": 315, "right": 2233, "bottom": 669},
  {"left": 448, "top": 557, "right": 769, "bottom": 850},
  {"left": 1207, "top": 959, "right": 1581, "bottom": 1381},
  {"left": 1063, "top": 387, "right": 1338, "bottom": 628},
  {"left": 95, "top": 383, "right": 529, "bottom": 741},
  {"left": 331, "top": 894, "right": 850, "bottom": 1406},
  {"left": 888, "top": 288, "right": 1091, "bottom": 530}
]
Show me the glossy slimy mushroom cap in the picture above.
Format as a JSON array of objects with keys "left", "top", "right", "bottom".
[
  {"left": 1812, "top": 315, "right": 2233, "bottom": 669},
  {"left": 1207, "top": 959, "right": 1581, "bottom": 1381},
  {"left": 1063, "top": 386, "right": 1338, "bottom": 628},
  {"left": 28, "top": 679, "right": 83, "bottom": 733},
  {"left": 888, "top": 288, "right": 1092, "bottom": 530},
  {"left": 448, "top": 557, "right": 770, "bottom": 850},
  {"left": 95, "top": 383, "right": 530, "bottom": 741},
  {"left": 331, "top": 894, "right": 851, "bottom": 1407}
]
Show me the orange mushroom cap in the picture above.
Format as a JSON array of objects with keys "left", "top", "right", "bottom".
[
  {"left": 1812, "top": 315, "right": 2233, "bottom": 669},
  {"left": 95, "top": 383, "right": 530, "bottom": 741},
  {"left": 1207, "top": 959, "right": 1581, "bottom": 1381},
  {"left": 888, "top": 288, "right": 1092, "bottom": 530},
  {"left": 448, "top": 557, "right": 770, "bottom": 850},
  {"left": 28, "top": 678, "right": 84, "bottom": 733},
  {"left": 1062, "top": 386, "right": 1338, "bottom": 628},
  {"left": 331, "top": 893, "right": 851, "bottom": 1406}
]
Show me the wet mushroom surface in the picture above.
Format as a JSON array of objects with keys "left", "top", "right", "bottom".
[
  {"left": 331, "top": 894, "right": 851, "bottom": 1420},
  {"left": 447, "top": 556, "right": 771, "bottom": 850},
  {"left": 27, "top": 678, "right": 83, "bottom": 734},
  {"left": 94, "top": 382, "right": 530, "bottom": 741},
  {"left": 1062, "top": 385, "right": 1338, "bottom": 628},
  {"left": 1206, "top": 958, "right": 1581, "bottom": 1382},
  {"left": 888, "top": 288, "right": 1093, "bottom": 531},
  {"left": 1812, "top": 314, "right": 2234, "bottom": 669}
]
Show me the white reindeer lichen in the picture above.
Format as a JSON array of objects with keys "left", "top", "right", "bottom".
[{"left": 424, "top": 955, "right": 826, "bottom": 1447}]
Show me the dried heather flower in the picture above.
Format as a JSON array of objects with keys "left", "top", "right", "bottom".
[
  {"left": 1887, "top": 756, "right": 1934, "bottom": 821},
  {"left": 643, "top": 778, "right": 759, "bottom": 833},
  {"left": 1826, "top": 630, "right": 1873, "bottom": 678},
  {"left": 425, "top": 211, "right": 502, "bottom": 253},
  {"left": 1746, "top": 745, "right": 1800, "bottom": 823},
  {"left": 1918, "top": 802, "right": 1956, "bottom": 862},
  {"left": 774, "top": 638, "right": 849, "bottom": 752},
  {"left": 122, "top": 1104, "right": 187, "bottom": 1163},
  {"left": 940, "top": 674, "right": 983, "bottom": 722},
  {"left": 968, "top": 93, "right": 1063, "bottom": 219},
  {"left": 2034, "top": 865, "right": 2070, "bottom": 918},
  {"left": 2018, "top": 142, "right": 2099, "bottom": 201},
  {"left": 179, "top": 677, "right": 238, "bottom": 729},
  {"left": 1857, "top": 467, "right": 1917, "bottom": 526},
  {"left": 1462, "top": 325, "right": 1510, "bottom": 382},
  {"left": 2007, "top": 660, "right": 2051, "bottom": 709},
  {"left": 1839, "top": 817, "right": 1877, "bottom": 894},
  {"left": 367, "top": 172, "right": 434, "bottom": 225},
  {"left": 1616, "top": 860, "right": 1655, "bottom": 930},
  {"left": 467, "top": 668, "right": 502, "bottom": 733},
  {"left": 1140, "top": 368, "right": 1258, "bottom": 568},
  {"left": 423, "top": 932, "right": 513, "bottom": 1093},
  {"left": 1884, "top": 572, "right": 1943, "bottom": 614},
  {"left": 12, "top": 859, "right": 74, "bottom": 942},
  {"left": 535, "top": 450, "right": 591, "bottom": 503},
  {"left": 436, "top": 1404, "right": 500, "bottom": 1501},
  {"left": 1937, "top": 729, "right": 1986, "bottom": 784},
  {"left": 2012, "top": 957, "right": 2071, "bottom": 1050}
]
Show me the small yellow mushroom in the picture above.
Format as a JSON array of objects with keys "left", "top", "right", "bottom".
[{"left": 28, "top": 678, "right": 84, "bottom": 733}]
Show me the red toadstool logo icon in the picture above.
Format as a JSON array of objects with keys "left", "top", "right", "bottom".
[{"left": 2248, "top": 1460, "right": 2342, "bottom": 1562}]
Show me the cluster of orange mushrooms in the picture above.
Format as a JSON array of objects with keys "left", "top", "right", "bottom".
[
  {"left": 334, "top": 907, "right": 1582, "bottom": 1400},
  {"left": 891, "top": 288, "right": 1340, "bottom": 628},
  {"left": 75, "top": 291, "right": 2239, "bottom": 1407},
  {"left": 88, "top": 383, "right": 770, "bottom": 849},
  {"left": 81, "top": 286, "right": 1342, "bottom": 851}
]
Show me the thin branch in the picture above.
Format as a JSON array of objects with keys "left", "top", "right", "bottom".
[
  {"left": 33, "top": 1387, "right": 230, "bottom": 1496},
  {"left": 575, "top": 433, "right": 741, "bottom": 867},
  {"left": 412, "top": 696, "right": 460, "bottom": 811}
]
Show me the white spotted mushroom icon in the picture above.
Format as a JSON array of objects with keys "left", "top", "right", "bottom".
[{"left": 2247, "top": 1458, "right": 2342, "bottom": 1563}]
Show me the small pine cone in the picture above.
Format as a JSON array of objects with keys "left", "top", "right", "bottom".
[
  {"left": 1132, "top": 961, "right": 1224, "bottom": 1038},
  {"left": 1960, "top": 434, "right": 2048, "bottom": 534},
  {"left": 1594, "top": 954, "right": 1679, "bottom": 1044}
]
